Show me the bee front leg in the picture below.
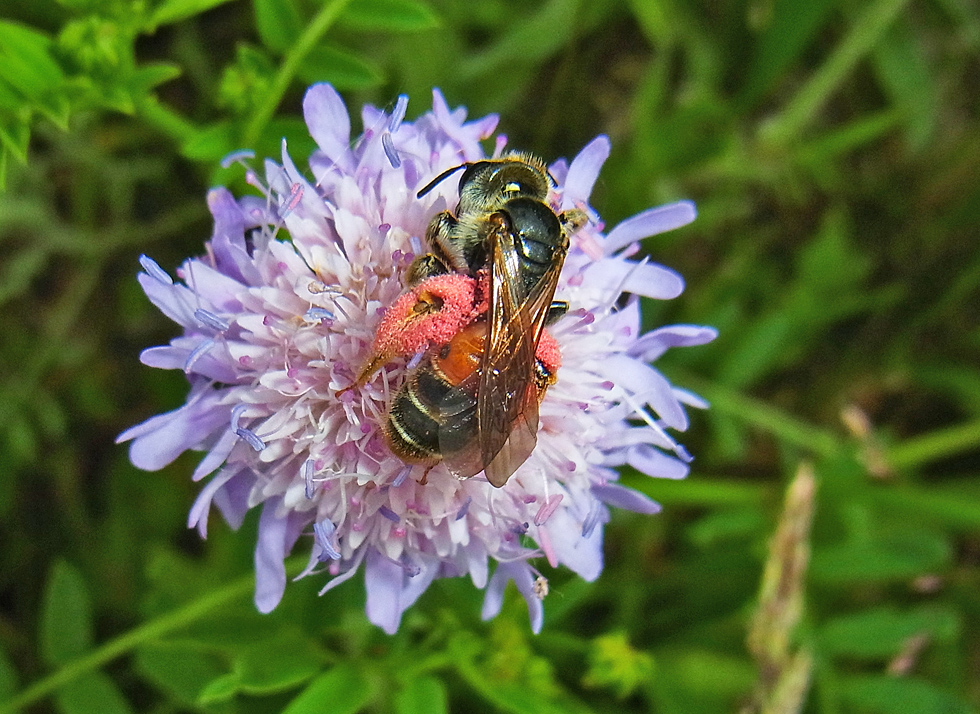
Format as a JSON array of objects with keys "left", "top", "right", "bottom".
[
  {"left": 426, "top": 210, "right": 472, "bottom": 274},
  {"left": 405, "top": 211, "right": 459, "bottom": 286},
  {"left": 405, "top": 253, "right": 450, "bottom": 286},
  {"left": 559, "top": 208, "right": 588, "bottom": 235}
]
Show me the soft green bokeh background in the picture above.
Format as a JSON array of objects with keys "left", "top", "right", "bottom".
[{"left": 1, "top": 0, "right": 978, "bottom": 712}]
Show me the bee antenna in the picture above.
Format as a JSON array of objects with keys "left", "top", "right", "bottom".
[{"left": 416, "top": 164, "right": 469, "bottom": 198}]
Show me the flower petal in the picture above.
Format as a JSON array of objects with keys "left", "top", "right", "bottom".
[
  {"left": 598, "top": 354, "right": 688, "bottom": 430},
  {"left": 628, "top": 445, "right": 690, "bottom": 480},
  {"left": 119, "top": 392, "right": 228, "bottom": 471},
  {"left": 547, "top": 506, "right": 604, "bottom": 581},
  {"left": 254, "top": 500, "right": 305, "bottom": 613},
  {"left": 304, "top": 83, "right": 352, "bottom": 169},
  {"left": 365, "top": 548, "right": 404, "bottom": 634},
  {"left": 628, "top": 324, "right": 718, "bottom": 361},
  {"left": 621, "top": 261, "right": 685, "bottom": 300},
  {"left": 482, "top": 561, "right": 543, "bottom": 634},
  {"left": 604, "top": 201, "right": 697, "bottom": 254},
  {"left": 592, "top": 483, "right": 662, "bottom": 514},
  {"left": 187, "top": 466, "right": 237, "bottom": 537},
  {"left": 561, "top": 135, "right": 610, "bottom": 208}
]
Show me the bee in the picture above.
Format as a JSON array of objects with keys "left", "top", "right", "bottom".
[
  {"left": 407, "top": 153, "right": 568, "bottom": 286},
  {"left": 349, "top": 154, "right": 586, "bottom": 487}
]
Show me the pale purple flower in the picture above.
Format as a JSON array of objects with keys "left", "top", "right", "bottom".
[{"left": 118, "top": 84, "right": 715, "bottom": 634}]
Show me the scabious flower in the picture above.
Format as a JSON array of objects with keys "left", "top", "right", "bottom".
[{"left": 118, "top": 84, "right": 716, "bottom": 634}]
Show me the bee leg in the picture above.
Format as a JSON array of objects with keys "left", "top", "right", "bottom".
[
  {"left": 545, "top": 300, "right": 568, "bottom": 326},
  {"left": 335, "top": 350, "right": 392, "bottom": 398},
  {"left": 559, "top": 208, "right": 588, "bottom": 234},
  {"left": 426, "top": 210, "right": 472, "bottom": 274},
  {"left": 405, "top": 253, "right": 449, "bottom": 286},
  {"left": 405, "top": 211, "right": 460, "bottom": 285}
]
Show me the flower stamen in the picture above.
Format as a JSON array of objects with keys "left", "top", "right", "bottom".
[{"left": 139, "top": 255, "right": 173, "bottom": 285}]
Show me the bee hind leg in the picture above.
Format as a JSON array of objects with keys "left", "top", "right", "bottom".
[{"left": 545, "top": 300, "right": 568, "bottom": 325}]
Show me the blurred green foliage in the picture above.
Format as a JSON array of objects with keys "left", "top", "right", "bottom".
[{"left": 1, "top": 0, "right": 979, "bottom": 712}]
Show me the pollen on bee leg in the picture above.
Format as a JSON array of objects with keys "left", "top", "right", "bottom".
[
  {"left": 371, "top": 273, "right": 478, "bottom": 361},
  {"left": 535, "top": 329, "right": 562, "bottom": 374}
]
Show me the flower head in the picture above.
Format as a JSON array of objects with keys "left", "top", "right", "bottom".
[{"left": 118, "top": 84, "right": 715, "bottom": 633}]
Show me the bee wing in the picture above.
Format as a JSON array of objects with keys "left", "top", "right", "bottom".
[{"left": 442, "top": 213, "right": 564, "bottom": 487}]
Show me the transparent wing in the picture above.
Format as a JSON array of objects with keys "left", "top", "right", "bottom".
[{"left": 441, "top": 213, "right": 564, "bottom": 487}]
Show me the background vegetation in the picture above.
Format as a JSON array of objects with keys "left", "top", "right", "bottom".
[{"left": 1, "top": 0, "right": 978, "bottom": 712}]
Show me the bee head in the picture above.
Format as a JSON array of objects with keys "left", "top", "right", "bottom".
[
  {"left": 457, "top": 158, "right": 550, "bottom": 214},
  {"left": 416, "top": 155, "right": 554, "bottom": 215}
]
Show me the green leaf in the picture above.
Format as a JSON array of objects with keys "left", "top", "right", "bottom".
[
  {"left": 718, "top": 310, "right": 794, "bottom": 388},
  {"left": 819, "top": 606, "right": 960, "bottom": 659},
  {"left": 395, "top": 676, "right": 449, "bottom": 714},
  {"left": 687, "top": 508, "right": 768, "bottom": 547},
  {"left": 135, "top": 643, "right": 225, "bottom": 705},
  {"left": 0, "top": 21, "right": 65, "bottom": 102},
  {"left": 0, "top": 114, "right": 30, "bottom": 165},
  {"left": 837, "top": 675, "right": 974, "bottom": 714},
  {"left": 298, "top": 45, "right": 384, "bottom": 90},
  {"left": 740, "top": 0, "right": 837, "bottom": 108},
  {"left": 338, "top": 0, "right": 439, "bottom": 31},
  {"left": 0, "top": 644, "right": 17, "bottom": 703},
  {"left": 0, "top": 78, "right": 22, "bottom": 110},
  {"left": 254, "top": 0, "right": 304, "bottom": 53},
  {"left": 150, "top": 0, "right": 238, "bottom": 27},
  {"left": 871, "top": 16, "right": 936, "bottom": 151},
  {"left": 583, "top": 632, "right": 655, "bottom": 699},
  {"left": 870, "top": 483, "right": 980, "bottom": 533},
  {"left": 281, "top": 664, "right": 374, "bottom": 714},
  {"left": 450, "top": 633, "right": 592, "bottom": 714},
  {"left": 40, "top": 561, "right": 93, "bottom": 667},
  {"left": 54, "top": 672, "right": 133, "bottom": 714},
  {"left": 811, "top": 529, "right": 952, "bottom": 583},
  {"left": 456, "top": 0, "right": 577, "bottom": 84},
  {"left": 181, "top": 121, "right": 237, "bottom": 162},
  {"left": 234, "top": 633, "right": 323, "bottom": 694},
  {"left": 797, "top": 110, "right": 900, "bottom": 167},
  {"left": 128, "top": 62, "right": 182, "bottom": 94},
  {"left": 170, "top": 611, "right": 287, "bottom": 649},
  {"left": 197, "top": 672, "right": 242, "bottom": 705},
  {"left": 35, "top": 92, "right": 71, "bottom": 131}
]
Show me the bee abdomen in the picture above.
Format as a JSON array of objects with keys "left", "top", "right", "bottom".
[
  {"left": 385, "top": 362, "right": 478, "bottom": 463},
  {"left": 386, "top": 378, "right": 441, "bottom": 462}
]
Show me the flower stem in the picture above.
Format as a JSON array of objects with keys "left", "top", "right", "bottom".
[
  {"left": 0, "top": 573, "right": 255, "bottom": 714},
  {"left": 138, "top": 94, "right": 199, "bottom": 145},
  {"left": 683, "top": 375, "right": 841, "bottom": 458},
  {"left": 243, "top": 0, "right": 356, "bottom": 149},
  {"left": 886, "top": 418, "right": 980, "bottom": 471},
  {"left": 760, "top": 0, "right": 911, "bottom": 145}
]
